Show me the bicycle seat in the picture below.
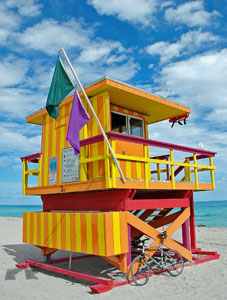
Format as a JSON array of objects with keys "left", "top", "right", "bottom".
[{"left": 158, "top": 231, "right": 168, "bottom": 239}]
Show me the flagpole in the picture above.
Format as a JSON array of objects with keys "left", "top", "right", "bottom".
[{"left": 60, "top": 48, "right": 126, "bottom": 183}]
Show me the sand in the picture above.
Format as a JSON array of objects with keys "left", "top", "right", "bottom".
[{"left": 0, "top": 216, "right": 226, "bottom": 300}]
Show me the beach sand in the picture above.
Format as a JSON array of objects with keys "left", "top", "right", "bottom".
[{"left": 0, "top": 216, "right": 226, "bottom": 300}]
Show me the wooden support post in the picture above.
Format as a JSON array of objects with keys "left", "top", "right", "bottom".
[
  {"left": 144, "top": 145, "right": 149, "bottom": 189},
  {"left": 38, "top": 155, "right": 42, "bottom": 186},
  {"left": 104, "top": 140, "right": 111, "bottom": 188},
  {"left": 157, "top": 163, "right": 161, "bottom": 180},
  {"left": 189, "top": 192, "right": 196, "bottom": 250},
  {"left": 181, "top": 209, "right": 191, "bottom": 250},
  {"left": 127, "top": 225, "right": 131, "bottom": 267},
  {"left": 209, "top": 157, "right": 215, "bottom": 190},
  {"left": 186, "top": 157, "right": 191, "bottom": 182},
  {"left": 80, "top": 146, "right": 86, "bottom": 181},
  {"left": 22, "top": 158, "right": 28, "bottom": 195},
  {"left": 193, "top": 154, "right": 199, "bottom": 190},
  {"left": 170, "top": 149, "right": 175, "bottom": 189},
  {"left": 111, "top": 140, "right": 117, "bottom": 187}
]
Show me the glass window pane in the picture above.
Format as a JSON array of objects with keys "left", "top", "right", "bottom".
[
  {"left": 111, "top": 112, "right": 127, "bottom": 134},
  {"left": 130, "top": 117, "right": 144, "bottom": 137}
]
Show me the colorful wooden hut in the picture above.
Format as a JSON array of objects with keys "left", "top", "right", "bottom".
[{"left": 18, "top": 76, "right": 219, "bottom": 293}]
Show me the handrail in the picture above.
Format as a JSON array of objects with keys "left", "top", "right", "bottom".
[{"left": 80, "top": 132, "right": 216, "bottom": 157}]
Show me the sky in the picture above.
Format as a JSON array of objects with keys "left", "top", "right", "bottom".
[{"left": 0, "top": 0, "right": 226, "bottom": 205}]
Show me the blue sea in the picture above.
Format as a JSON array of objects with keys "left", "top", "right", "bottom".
[{"left": 0, "top": 201, "right": 226, "bottom": 227}]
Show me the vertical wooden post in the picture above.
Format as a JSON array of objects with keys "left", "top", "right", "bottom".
[
  {"left": 104, "top": 140, "right": 111, "bottom": 188},
  {"left": 193, "top": 154, "right": 199, "bottom": 190},
  {"left": 209, "top": 157, "right": 215, "bottom": 190},
  {"left": 144, "top": 145, "right": 149, "bottom": 189},
  {"left": 181, "top": 208, "right": 191, "bottom": 250},
  {"left": 38, "top": 156, "right": 42, "bottom": 186},
  {"left": 170, "top": 149, "right": 175, "bottom": 189},
  {"left": 157, "top": 163, "right": 161, "bottom": 180},
  {"left": 186, "top": 157, "right": 191, "bottom": 182},
  {"left": 189, "top": 192, "right": 196, "bottom": 250},
  {"left": 80, "top": 146, "right": 86, "bottom": 181},
  {"left": 111, "top": 140, "right": 117, "bottom": 188},
  {"left": 22, "top": 158, "right": 28, "bottom": 195},
  {"left": 127, "top": 225, "right": 131, "bottom": 267}
]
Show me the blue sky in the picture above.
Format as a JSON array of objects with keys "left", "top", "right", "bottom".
[{"left": 0, "top": 0, "right": 226, "bottom": 205}]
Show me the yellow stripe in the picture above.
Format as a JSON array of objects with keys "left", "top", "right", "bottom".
[
  {"left": 97, "top": 213, "right": 105, "bottom": 256},
  {"left": 85, "top": 213, "right": 93, "bottom": 254},
  {"left": 126, "top": 161, "right": 131, "bottom": 178},
  {"left": 48, "top": 213, "right": 53, "bottom": 248},
  {"left": 43, "top": 115, "right": 50, "bottom": 186},
  {"left": 75, "top": 213, "right": 81, "bottom": 253},
  {"left": 56, "top": 213, "right": 62, "bottom": 249},
  {"left": 92, "top": 97, "right": 98, "bottom": 178},
  {"left": 65, "top": 213, "right": 71, "bottom": 250},
  {"left": 33, "top": 213, "right": 37, "bottom": 245},
  {"left": 136, "top": 162, "right": 142, "bottom": 179},
  {"left": 27, "top": 213, "right": 30, "bottom": 244},
  {"left": 113, "top": 212, "right": 121, "bottom": 254},
  {"left": 52, "top": 119, "right": 57, "bottom": 157},
  {"left": 40, "top": 213, "right": 45, "bottom": 246},
  {"left": 59, "top": 105, "right": 65, "bottom": 183}
]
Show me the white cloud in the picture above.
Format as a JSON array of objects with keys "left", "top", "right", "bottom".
[
  {"left": 165, "top": 0, "right": 219, "bottom": 27},
  {"left": 155, "top": 49, "right": 227, "bottom": 109},
  {"left": 17, "top": 19, "right": 91, "bottom": 55},
  {"left": 0, "top": 122, "right": 41, "bottom": 154},
  {"left": 205, "top": 109, "right": 227, "bottom": 124},
  {"left": 0, "top": 55, "right": 29, "bottom": 87},
  {"left": 0, "top": 87, "right": 46, "bottom": 119},
  {"left": 5, "top": 0, "right": 42, "bottom": 17},
  {"left": 146, "top": 30, "right": 220, "bottom": 63},
  {"left": 88, "top": 0, "right": 158, "bottom": 26}
]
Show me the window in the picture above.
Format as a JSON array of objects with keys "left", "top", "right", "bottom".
[{"left": 111, "top": 111, "right": 144, "bottom": 137}]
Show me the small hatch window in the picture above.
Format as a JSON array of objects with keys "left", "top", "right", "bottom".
[{"left": 111, "top": 111, "right": 144, "bottom": 137}]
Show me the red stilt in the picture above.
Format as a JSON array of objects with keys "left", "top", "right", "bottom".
[{"left": 189, "top": 191, "right": 196, "bottom": 250}]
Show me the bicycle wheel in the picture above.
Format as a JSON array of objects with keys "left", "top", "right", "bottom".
[
  {"left": 131, "top": 256, "right": 150, "bottom": 286},
  {"left": 164, "top": 249, "right": 184, "bottom": 277}
]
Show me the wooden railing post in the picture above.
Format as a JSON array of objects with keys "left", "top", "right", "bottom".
[
  {"left": 80, "top": 146, "right": 87, "bottom": 181},
  {"left": 209, "top": 157, "right": 215, "bottom": 190},
  {"left": 157, "top": 163, "right": 161, "bottom": 180},
  {"left": 193, "top": 154, "right": 199, "bottom": 190},
  {"left": 111, "top": 140, "right": 117, "bottom": 188},
  {"left": 22, "top": 158, "right": 28, "bottom": 195},
  {"left": 144, "top": 145, "right": 149, "bottom": 189},
  {"left": 170, "top": 149, "right": 175, "bottom": 189},
  {"left": 104, "top": 139, "right": 111, "bottom": 188},
  {"left": 38, "top": 156, "right": 42, "bottom": 186}
]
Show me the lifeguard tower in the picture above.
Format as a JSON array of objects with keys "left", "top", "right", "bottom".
[{"left": 18, "top": 76, "right": 219, "bottom": 293}]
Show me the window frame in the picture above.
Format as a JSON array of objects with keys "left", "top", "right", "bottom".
[{"left": 111, "top": 110, "right": 145, "bottom": 138}]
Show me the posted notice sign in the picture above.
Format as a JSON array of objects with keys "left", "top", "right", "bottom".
[{"left": 62, "top": 147, "right": 80, "bottom": 183}]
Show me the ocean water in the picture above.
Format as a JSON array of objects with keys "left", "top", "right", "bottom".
[{"left": 0, "top": 201, "right": 226, "bottom": 227}]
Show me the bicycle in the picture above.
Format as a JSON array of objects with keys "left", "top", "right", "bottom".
[{"left": 130, "top": 231, "right": 184, "bottom": 286}]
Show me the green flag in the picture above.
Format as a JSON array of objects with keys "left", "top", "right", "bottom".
[{"left": 46, "top": 56, "right": 74, "bottom": 119}]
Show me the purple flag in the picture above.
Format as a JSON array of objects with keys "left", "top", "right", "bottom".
[{"left": 66, "top": 90, "right": 90, "bottom": 155}]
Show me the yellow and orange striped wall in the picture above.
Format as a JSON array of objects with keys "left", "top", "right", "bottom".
[
  {"left": 41, "top": 90, "right": 149, "bottom": 186},
  {"left": 23, "top": 211, "right": 129, "bottom": 257}
]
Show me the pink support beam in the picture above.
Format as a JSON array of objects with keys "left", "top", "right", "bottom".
[
  {"left": 182, "top": 209, "right": 191, "bottom": 250},
  {"left": 189, "top": 192, "right": 196, "bottom": 250}
]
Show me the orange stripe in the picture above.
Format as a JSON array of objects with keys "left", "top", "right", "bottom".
[
  {"left": 131, "top": 161, "right": 137, "bottom": 179},
  {"left": 104, "top": 213, "right": 114, "bottom": 256},
  {"left": 37, "top": 213, "right": 41, "bottom": 245},
  {"left": 97, "top": 95, "right": 103, "bottom": 134},
  {"left": 61, "top": 213, "right": 66, "bottom": 250},
  {"left": 30, "top": 212, "right": 34, "bottom": 245},
  {"left": 44, "top": 213, "right": 48, "bottom": 246},
  {"left": 80, "top": 213, "right": 87, "bottom": 253},
  {"left": 98, "top": 141, "right": 104, "bottom": 177},
  {"left": 119, "top": 212, "right": 128, "bottom": 253},
  {"left": 91, "top": 214, "right": 99, "bottom": 254},
  {"left": 52, "top": 213, "right": 57, "bottom": 249},
  {"left": 64, "top": 103, "right": 70, "bottom": 148},
  {"left": 48, "top": 117, "right": 53, "bottom": 159},
  {"left": 23, "top": 213, "right": 27, "bottom": 243},
  {"left": 70, "top": 213, "right": 76, "bottom": 252}
]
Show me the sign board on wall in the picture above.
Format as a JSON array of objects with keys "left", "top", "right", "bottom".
[
  {"left": 62, "top": 147, "right": 80, "bottom": 183},
  {"left": 49, "top": 156, "right": 57, "bottom": 185}
]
